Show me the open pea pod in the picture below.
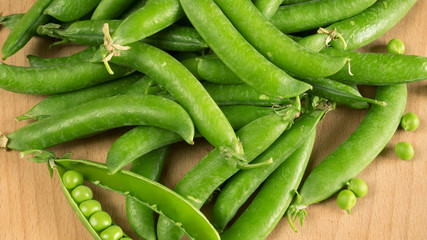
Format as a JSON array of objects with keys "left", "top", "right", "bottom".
[{"left": 24, "top": 151, "right": 220, "bottom": 240}]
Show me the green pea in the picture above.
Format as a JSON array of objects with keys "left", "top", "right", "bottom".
[
  {"left": 347, "top": 178, "right": 368, "bottom": 198},
  {"left": 79, "top": 200, "right": 102, "bottom": 218},
  {"left": 337, "top": 190, "right": 356, "bottom": 214},
  {"left": 89, "top": 211, "right": 112, "bottom": 232},
  {"left": 71, "top": 185, "right": 93, "bottom": 204},
  {"left": 100, "top": 225, "right": 123, "bottom": 240},
  {"left": 395, "top": 142, "right": 414, "bottom": 161},
  {"left": 62, "top": 170, "right": 84, "bottom": 190},
  {"left": 401, "top": 112, "right": 420, "bottom": 131},
  {"left": 387, "top": 38, "right": 405, "bottom": 54}
]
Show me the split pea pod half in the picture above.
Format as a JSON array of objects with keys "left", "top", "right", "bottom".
[
  {"left": 287, "top": 84, "right": 407, "bottom": 230},
  {"left": 0, "top": 61, "right": 134, "bottom": 95},
  {"left": 126, "top": 147, "right": 170, "bottom": 240},
  {"left": 270, "top": 0, "right": 376, "bottom": 34},
  {"left": 221, "top": 130, "right": 316, "bottom": 239},
  {"left": 179, "top": 0, "right": 311, "bottom": 98},
  {"left": 44, "top": 0, "right": 101, "bottom": 22},
  {"left": 22, "top": 152, "right": 220, "bottom": 240},
  {"left": 157, "top": 103, "right": 301, "bottom": 240},
  {"left": 326, "top": 0, "right": 417, "bottom": 50},
  {"left": 213, "top": 0, "right": 348, "bottom": 78},
  {"left": 1, "top": 95, "right": 194, "bottom": 151},
  {"left": 93, "top": 41, "right": 245, "bottom": 166},
  {"left": 1, "top": 0, "right": 52, "bottom": 60},
  {"left": 107, "top": 105, "right": 279, "bottom": 173},
  {"left": 323, "top": 47, "right": 427, "bottom": 85},
  {"left": 23, "top": 153, "right": 131, "bottom": 240},
  {"left": 212, "top": 110, "right": 325, "bottom": 231}
]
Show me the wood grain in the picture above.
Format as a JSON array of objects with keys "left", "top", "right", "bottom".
[{"left": 0, "top": 1, "right": 426, "bottom": 239}]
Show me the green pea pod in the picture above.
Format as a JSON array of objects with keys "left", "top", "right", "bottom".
[
  {"left": 112, "top": 0, "right": 184, "bottom": 45},
  {"left": 2, "top": 95, "right": 195, "bottom": 151},
  {"left": 287, "top": 84, "right": 407, "bottom": 230},
  {"left": 213, "top": 0, "right": 348, "bottom": 79},
  {"left": 0, "top": 13, "right": 24, "bottom": 30},
  {"left": 37, "top": 20, "right": 122, "bottom": 46},
  {"left": 141, "top": 26, "right": 209, "bottom": 52},
  {"left": 93, "top": 42, "right": 245, "bottom": 167},
  {"left": 221, "top": 130, "right": 316, "bottom": 239},
  {"left": 38, "top": 21, "right": 208, "bottom": 52},
  {"left": 193, "top": 56, "right": 242, "bottom": 85},
  {"left": 16, "top": 73, "right": 144, "bottom": 121},
  {"left": 212, "top": 110, "right": 324, "bottom": 231},
  {"left": 270, "top": 0, "right": 376, "bottom": 33},
  {"left": 327, "top": 0, "right": 417, "bottom": 50},
  {"left": 157, "top": 105, "right": 301, "bottom": 240},
  {"left": 22, "top": 151, "right": 220, "bottom": 240},
  {"left": 27, "top": 46, "right": 98, "bottom": 68},
  {"left": 254, "top": 0, "right": 283, "bottom": 19},
  {"left": 126, "top": 147, "right": 170, "bottom": 240},
  {"left": 0, "top": 61, "right": 134, "bottom": 95},
  {"left": 107, "top": 105, "right": 278, "bottom": 173},
  {"left": 179, "top": 0, "right": 311, "bottom": 98},
  {"left": 298, "top": 34, "right": 329, "bottom": 52},
  {"left": 203, "top": 82, "right": 291, "bottom": 106},
  {"left": 91, "top": 0, "right": 138, "bottom": 20},
  {"left": 2, "top": 0, "right": 52, "bottom": 60},
  {"left": 120, "top": 0, "right": 148, "bottom": 19},
  {"left": 44, "top": 0, "right": 101, "bottom": 22},
  {"left": 300, "top": 77, "right": 386, "bottom": 109},
  {"left": 282, "top": 0, "right": 311, "bottom": 4},
  {"left": 323, "top": 48, "right": 427, "bottom": 85}
]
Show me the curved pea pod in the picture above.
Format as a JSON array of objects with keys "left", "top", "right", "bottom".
[
  {"left": 0, "top": 13, "right": 24, "bottom": 30},
  {"left": 300, "top": 77, "right": 386, "bottom": 109},
  {"left": 156, "top": 104, "right": 301, "bottom": 240},
  {"left": 221, "top": 130, "right": 316, "bottom": 239},
  {"left": 107, "top": 105, "right": 278, "bottom": 173},
  {"left": 126, "top": 147, "right": 170, "bottom": 240},
  {"left": 1, "top": 95, "right": 195, "bottom": 151},
  {"left": 94, "top": 42, "right": 244, "bottom": 167},
  {"left": 0, "top": 61, "right": 134, "bottom": 95},
  {"left": 326, "top": 0, "right": 417, "bottom": 50},
  {"left": 270, "top": 0, "right": 376, "bottom": 34},
  {"left": 213, "top": 0, "right": 348, "bottom": 79},
  {"left": 22, "top": 151, "right": 220, "bottom": 240},
  {"left": 179, "top": 0, "right": 311, "bottom": 98},
  {"left": 2, "top": 0, "right": 52, "bottom": 60},
  {"left": 298, "top": 34, "right": 329, "bottom": 52},
  {"left": 287, "top": 84, "right": 407, "bottom": 230},
  {"left": 27, "top": 46, "right": 99, "bottom": 68},
  {"left": 212, "top": 110, "right": 324, "bottom": 231},
  {"left": 322, "top": 48, "right": 427, "bottom": 85},
  {"left": 91, "top": 0, "right": 138, "bottom": 20},
  {"left": 44, "top": 0, "right": 101, "bottom": 22},
  {"left": 112, "top": 0, "right": 184, "bottom": 45},
  {"left": 16, "top": 73, "right": 144, "bottom": 121},
  {"left": 203, "top": 82, "right": 291, "bottom": 106}
]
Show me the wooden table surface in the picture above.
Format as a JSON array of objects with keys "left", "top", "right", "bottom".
[{"left": 1, "top": 1, "right": 426, "bottom": 239}]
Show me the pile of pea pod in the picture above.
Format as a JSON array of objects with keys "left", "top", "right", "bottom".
[{"left": 0, "top": 0, "right": 426, "bottom": 239}]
